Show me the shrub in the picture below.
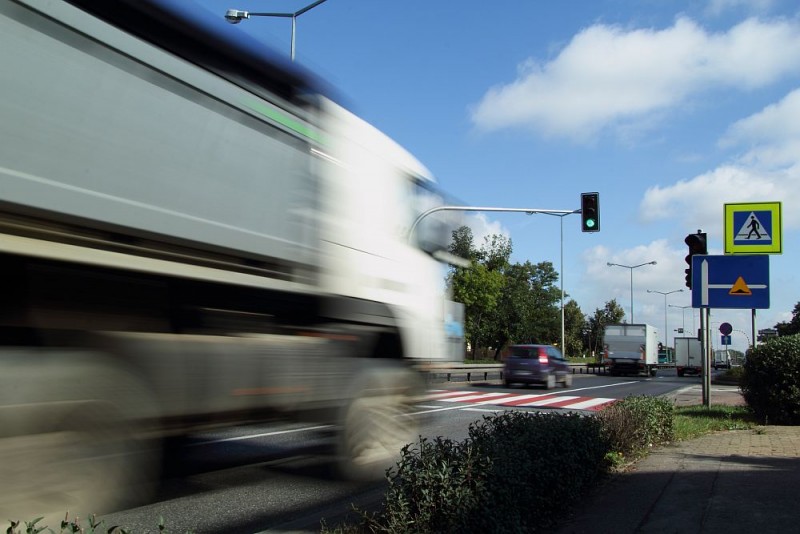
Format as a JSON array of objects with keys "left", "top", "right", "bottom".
[
  {"left": 369, "top": 436, "right": 492, "bottom": 534},
  {"left": 467, "top": 412, "right": 608, "bottom": 532},
  {"left": 358, "top": 412, "right": 609, "bottom": 534},
  {"left": 596, "top": 395, "right": 674, "bottom": 460},
  {"left": 741, "top": 334, "right": 800, "bottom": 425}
]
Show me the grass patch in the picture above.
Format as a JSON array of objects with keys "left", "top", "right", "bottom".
[{"left": 673, "top": 405, "right": 756, "bottom": 441}]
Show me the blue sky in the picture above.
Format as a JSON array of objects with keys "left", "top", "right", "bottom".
[{"left": 195, "top": 0, "right": 800, "bottom": 352}]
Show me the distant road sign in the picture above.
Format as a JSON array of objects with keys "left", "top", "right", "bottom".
[
  {"left": 719, "top": 322, "right": 733, "bottom": 335},
  {"left": 691, "top": 255, "right": 769, "bottom": 309},
  {"left": 721, "top": 335, "right": 732, "bottom": 346},
  {"left": 724, "top": 202, "right": 782, "bottom": 254}
]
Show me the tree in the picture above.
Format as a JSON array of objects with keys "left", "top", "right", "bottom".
[
  {"left": 586, "top": 300, "right": 625, "bottom": 360},
  {"left": 563, "top": 299, "right": 587, "bottom": 358},
  {"left": 774, "top": 302, "right": 800, "bottom": 336},
  {"left": 487, "top": 260, "right": 561, "bottom": 359},
  {"left": 446, "top": 227, "right": 507, "bottom": 358}
]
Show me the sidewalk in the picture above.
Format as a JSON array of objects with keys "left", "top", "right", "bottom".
[{"left": 555, "top": 385, "right": 800, "bottom": 533}]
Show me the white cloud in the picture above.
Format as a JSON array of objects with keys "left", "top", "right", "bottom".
[
  {"left": 466, "top": 213, "right": 510, "bottom": 247},
  {"left": 721, "top": 88, "right": 800, "bottom": 168},
  {"left": 471, "top": 16, "right": 800, "bottom": 142},
  {"left": 640, "top": 89, "right": 800, "bottom": 234}
]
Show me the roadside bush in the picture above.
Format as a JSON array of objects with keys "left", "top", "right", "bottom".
[
  {"left": 741, "top": 334, "right": 800, "bottom": 424},
  {"left": 368, "top": 436, "right": 492, "bottom": 533},
  {"left": 596, "top": 395, "right": 674, "bottom": 460},
  {"left": 358, "top": 412, "right": 609, "bottom": 533},
  {"left": 467, "top": 412, "right": 608, "bottom": 532}
]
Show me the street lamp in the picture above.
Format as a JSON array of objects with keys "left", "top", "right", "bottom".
[
  {"left": 225, "top": 0, "right": 328, "bottom": 61},
  {"left": 606, "top": 261, "right": 657, "bottom": 323},
  {"left": 669, "top": 304, "right": 692, "bottom": 335},
  {"left": 538, "top": 211, "right": 579, "bottom": 356},
  {"left": 648, "top": 289, "right": 684, "bottom": 346}
]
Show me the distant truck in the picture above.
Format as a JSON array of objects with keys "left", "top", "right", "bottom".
[
  {"left": 713, "top": 349, "right": 732, "bottom": 370},
  {"left": 0, "top": 0, "right": 461, "bottom": 522},
  {"left": 675, "top": 337, "right": 703, "bottom": 376},
  {"left": 603, "top": 324, "right": 659, "bottom": 377}
]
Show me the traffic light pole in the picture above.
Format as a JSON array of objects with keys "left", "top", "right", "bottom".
[
  {"left": 408, "top": 205, "right": 580, "bottom": 356},
  {"left": 408, "top": 206, "right": 579, "bottom": 240}
]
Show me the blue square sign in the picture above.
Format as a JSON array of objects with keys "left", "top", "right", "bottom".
[{"left": 691, "top": 255, "right": 769, "bottom": 309}]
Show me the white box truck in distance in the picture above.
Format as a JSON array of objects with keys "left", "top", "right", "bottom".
[
  {"left": 675, "top": 337, "right": 703, "bottom": 376},
  {"left": 0, "top": 0, "right": 461, "bottom": 522},
  {"left": 603, "top": 324, "right": 659, "bottom": 377}
]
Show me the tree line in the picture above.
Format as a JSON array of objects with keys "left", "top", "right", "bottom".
[
  {"left": 446, "top": 226, "right": 624, "bottom": 360},
  {"left": 447, "top": 226, "right": 800, "bottom": 360}
]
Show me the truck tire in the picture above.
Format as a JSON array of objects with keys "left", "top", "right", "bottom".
[
  {"left": 0, "top": 400, "right": 158, "bottom": 527},
  {"left": 337, "top": 361, "right": 422, "bottom": 481},
  {"left": 677, "top": 369, "right": 685, "bottom": 377},
  {"left": 0, "top": 349, "right": 160, "bottom": 526},
  {"left": 650, "top": 367, "right": 658, "bottom": 377}
]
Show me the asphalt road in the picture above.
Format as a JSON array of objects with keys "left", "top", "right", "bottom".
[{"left": 99, "top": 370, "right": 698, "bottom": 533}]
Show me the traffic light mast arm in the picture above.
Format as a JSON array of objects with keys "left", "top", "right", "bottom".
[{"left": 408, "top": 206, "right": 579, "bottom": 243}]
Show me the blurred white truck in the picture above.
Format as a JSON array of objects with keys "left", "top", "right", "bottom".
[
  {"left": 675, "top": 337, "right": 703, "bottom": 376},
  {"left": 603, "top": 324, "right": 659, "bottom": 377},
  {"left": 0, "top": 0, "right": 461, "bottom": 521}
]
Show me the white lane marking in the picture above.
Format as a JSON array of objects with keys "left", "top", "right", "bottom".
[
  {"left": 564, "top": 397, "right": 617, "bottom": 410},
  {"left": 471, "top": 393, "right": 546, "bottom": 405},
  {"left": 188, "top": 424, "right": 333, "bottom": 446},
  {"left": 439, "top": 392, "right": 512, "bottom": 403},
  {"left": 516, "top": 395, "right": 581, "bottom": 407}
]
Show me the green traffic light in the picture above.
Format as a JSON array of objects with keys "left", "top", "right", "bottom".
[{"left": 585, "top": 219, "right": 596, "bottom": 228}]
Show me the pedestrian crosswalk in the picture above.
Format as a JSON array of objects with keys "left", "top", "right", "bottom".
[{"left": 423, "top": 389, "right": 617, "bottom": 412}]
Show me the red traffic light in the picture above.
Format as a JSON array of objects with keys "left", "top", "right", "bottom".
[{"left": 684, "top": 231, "right": 707, "bottom": 289}]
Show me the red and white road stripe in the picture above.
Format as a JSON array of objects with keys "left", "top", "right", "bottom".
[{"left": 425, "top": 390, "right": 616, "bottom": 412}]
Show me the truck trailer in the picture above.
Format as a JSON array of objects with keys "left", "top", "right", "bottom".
[
  {"left": 603, "top": 323, "right": 659, "bottom": 377},
  {"left": 675, "top": 337, "right": 703, "bottom": 376},
  {"left": 0, "top": 0, "right": 460, "bottom": 522}
]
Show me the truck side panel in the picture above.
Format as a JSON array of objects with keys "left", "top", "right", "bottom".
[{"left": 1, "top": 0, "right": 318, "bottom": 275}]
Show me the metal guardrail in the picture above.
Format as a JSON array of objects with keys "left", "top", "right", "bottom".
[{"left": 418, "top": 362, "right": 678, "bottom": 383}]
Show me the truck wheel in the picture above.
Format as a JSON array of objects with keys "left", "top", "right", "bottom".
[
  {"left": 650, "top": 367, "right": 658, "bottom": 377},
  {"left": 0, "top": 401, "right": 158, "bottom": 527},
  {"left": 677, "top": 369, "right": 685, "bottom": 377},
  {"left": 337, "top": 362, "right": 422, "bottom": 481}
]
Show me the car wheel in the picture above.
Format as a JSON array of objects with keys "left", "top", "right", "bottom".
[
  {"left": 562, "top": 373, "right": 572, "bottom": 388},
  {"left": 544, "top": 374, "right": 555, "bottom": 389}
]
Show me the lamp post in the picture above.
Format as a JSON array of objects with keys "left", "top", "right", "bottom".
[
  {"left": 606, "top": 261, "right": 657, "bottom": 323},
  {"left": 225, "top": 0, "right": 328, "bottom": 61},
  {"left": 648, "top": 289, "right": 684, "bottom": 346},
  {"left": 538, "top": 211, "right": 579, "bottom": 356},
  {"left": 669, "top": 304, "right": 692, "bottom": 335}
]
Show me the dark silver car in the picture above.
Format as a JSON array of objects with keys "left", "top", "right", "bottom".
[{"left": 503, "top": 344, "right": 572, "bottom": 389}]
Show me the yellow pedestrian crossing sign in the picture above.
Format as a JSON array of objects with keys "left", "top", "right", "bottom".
[{"left": 724, "top": 202, "right": 782, "bottom": 254}]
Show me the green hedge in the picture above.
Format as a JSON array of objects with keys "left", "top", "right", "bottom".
[
  {"left": 741, "top": 334, "right": 800, "bottom": 424},
  {"left": 595, "top": 395, "right": 674, "bottom": 460}
]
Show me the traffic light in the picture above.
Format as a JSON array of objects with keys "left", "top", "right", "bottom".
[
  {"left": 581, "top": 192, "right": 600, "bottom": 232},
  {"left": 684, "top": 230, "right": 707, "bottom": 288}
]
